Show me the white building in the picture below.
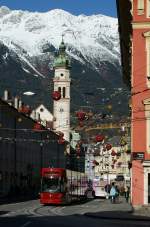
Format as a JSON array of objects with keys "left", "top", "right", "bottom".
[{"left": 30, "top": 104, "right": 54, "bottom": 128}]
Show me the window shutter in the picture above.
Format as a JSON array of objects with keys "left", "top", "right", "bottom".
[
  {"left": 138, "top": 0, "right": 144, "bottom": 9},
  {"left": 149, "top": 43, "right": 150, "bottom": 77},
  {"left": 137, "top": 0, "right": 144, "bottom": 15},
  {"left": 149, "top": 0, "right": 150, "bottom": 17}
]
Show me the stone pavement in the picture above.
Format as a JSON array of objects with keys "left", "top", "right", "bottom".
[{"left": 84, "top": 197, "right": 150, "bottom": 221}]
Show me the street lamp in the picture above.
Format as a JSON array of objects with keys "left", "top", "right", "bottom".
[
  {"left": 40, "top": 132, "right": 43, "bottom": 170},
  {"left": 14, "top": 116, "right": 17, "bottom": 186},
  {"left": 104, "top": 155, "right": 110, "bottom": 199},
  {"left": 33, "top": 122, "right": 43, "bottom": 171},
  {"left": 13, "top": 116, "right": 23, "bottom": 189},
  {"left": 57, "top": 142, "right": 60, "bottom": 167}
]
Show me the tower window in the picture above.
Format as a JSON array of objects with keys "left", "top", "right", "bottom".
[
  {"left": 60, "top": 73, "right": 64, "bottom": 77},
  {"left": 63, "top": 87, "right": 66, "bottom": 98},
  {"left": 58, "top": 87, "right": 61, "bottom": 93},
  {"left": 40, "top": 108, "right": 44, "bottom": 112}
]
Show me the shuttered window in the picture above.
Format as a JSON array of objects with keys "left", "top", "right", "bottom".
[
  {"left": 148, "top": 0, "right": 150, "bottom": 17},
  {"left": 148, "top": 42, "right": 150, "bottom": 77},
  {"left": 137, "top": 0, "right": 144, "bottom": 15},
  {"left": 149, "top": 118, "right": 150, "bottom": 152},
  {"left": 144, "top": 99, "right": 150, "bottom": 153},
  {"left": 144, "top": 33, "right": 150, "bottom": 86}
]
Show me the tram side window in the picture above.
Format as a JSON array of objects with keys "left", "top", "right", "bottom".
[{"left": 60, "top": 178, "right": 67, "bottom": 192}]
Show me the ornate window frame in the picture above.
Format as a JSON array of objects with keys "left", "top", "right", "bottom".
[
  {"left": 147, "top": 0, "right": 150, "bottom": 17},
  {"left": 137, "top": 0, "right": 145, "bottom": 15},
  {"left": 143, "top": 31, "right": 150, "bottom": 87}
]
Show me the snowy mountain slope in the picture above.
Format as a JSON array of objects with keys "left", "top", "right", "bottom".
[
  {"left": 0, "top": 6, "right": 129, "bottom": 116},
  {"left": 0, "top": 6, "right": 120, "bottom": 70}
]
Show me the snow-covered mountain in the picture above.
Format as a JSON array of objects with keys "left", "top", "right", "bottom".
[
  {"left": 0, "top": 6, "right": 129, "bottom": 115},
  {"left": 0, "top": 6, "right": 120, "bottom": 69}
]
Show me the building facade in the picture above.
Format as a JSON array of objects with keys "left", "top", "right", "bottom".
[
  {"left": 30, "top": 104, "right": 54, "bottom": 128},
  {"left": 0, "top": 97, "right": 66, "bottom": 197},
  {"left": 92, "top": 144, "right": 130, "bottom": 183},
  {"left": 117, "top": 0, "right": 150, "bottom": 206}
]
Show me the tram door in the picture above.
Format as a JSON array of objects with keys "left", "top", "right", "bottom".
[{"left": 148, "top": 173, "right": 150, "bottom": 203}]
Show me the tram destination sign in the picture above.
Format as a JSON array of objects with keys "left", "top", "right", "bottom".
[{"left": 132, "top": 152, "right": 144, "bottom": 160}]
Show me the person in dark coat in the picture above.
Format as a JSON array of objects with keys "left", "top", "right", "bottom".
[
  {"left": 115, "top": 185, "right": 120, "bottom": 203},
  {"left": 105, "top": 184, "right": 111, "bottom": 194},
  {"left": 124, "top": 186, "right": 130, "bottom": 202}
]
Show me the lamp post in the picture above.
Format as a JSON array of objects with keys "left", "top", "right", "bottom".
[
  {"left": 57, "top": 142, "right": 60, "bottom": 167},
  {"left": 105, "top": 155, "right": 110, "bottom": 199},
  {"left": 40, "top": 133, "right": 43, "bottom": 170},
  {"left": 14, "top": 116, "right": 17, "bottom": 186},
  {"left": 40, "top": 143, "right": 43, "bottom": 170}
]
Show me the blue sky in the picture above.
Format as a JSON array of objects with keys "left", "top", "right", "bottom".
[{"left": 0, "top": 0, "right": 117, "bottom": 17}]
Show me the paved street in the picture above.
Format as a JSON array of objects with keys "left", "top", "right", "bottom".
[{"left": 0, "top": 197, "right": 150, "bottom": 227}]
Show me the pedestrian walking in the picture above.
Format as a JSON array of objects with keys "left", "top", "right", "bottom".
[
  {"left": 115, "top": 185, "right": 120, "bottom": 203},
  {"left": 105, "top": 184, "right": 111, "bottom": 199},
  {"left": 124, "top": 186, "right": 130, "bottom": 203},
  {"left": 105, "top": 184, "right": 110, "bottom": 194},
  {"left": 110, "top": 182, "right": 117, "bottom": 203}
]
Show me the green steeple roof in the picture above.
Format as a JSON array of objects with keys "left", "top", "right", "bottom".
[{"left": 54, "top": 40, "right": 71, "bottom": 69}]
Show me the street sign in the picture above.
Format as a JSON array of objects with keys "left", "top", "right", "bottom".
[{"left": 132, "top": 152, "right": 144, "bottom": 160}]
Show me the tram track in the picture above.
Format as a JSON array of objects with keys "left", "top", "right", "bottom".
[
  {"left": 25, "top": 204, "right": 66, "bottom": 217},
  {"left": 0, "top": 199, "right": 96, "bottom": 218}
]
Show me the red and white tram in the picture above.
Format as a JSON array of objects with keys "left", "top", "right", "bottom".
[{"left": 40, "top": 168, "right": 92, "bottom": 205}]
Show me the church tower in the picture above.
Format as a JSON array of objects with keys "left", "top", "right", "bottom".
[{"left": 53, "top": 39, "right": 71, "bottom": 142}]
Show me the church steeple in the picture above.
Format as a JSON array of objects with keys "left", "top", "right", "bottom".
[
  {"left": 59, "top": 35, "right": 66, "bottom": 55},
  {"left": 53, "top": 37, "right": 71, "bottom": 143},
  {"left": 54, "top": 37, "right": 71, "bottom": 69}
]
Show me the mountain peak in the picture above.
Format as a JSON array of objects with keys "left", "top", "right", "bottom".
[
  {"left": 0, "top": 6, "right": 11, "bottom": 17},
  {"left": 0, "top": 6, "right": 120, "bottom": 69},
  {"left": 0, "top": 7, "right": 128, "bottom": 117},
  {"left": 0, "top": 6, "right": 10, "bottom": 11},
  {"left": 48, "top": 8, "right": 73, "bottom": 15}
]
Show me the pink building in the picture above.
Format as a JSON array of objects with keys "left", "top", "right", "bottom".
[{"left": 117, "top": 0, "right": 150, "bottom": 207}]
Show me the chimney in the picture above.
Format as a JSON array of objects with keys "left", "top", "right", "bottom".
[
  {"left": 14, "top": 96, "right": 19, "bottom": 109},
  {"left": 32, "top": 110, "right": 36, "bottom": 120},
  {"left": 3, "top": 90, "right": 10, "bottom": 101},
  {"left": 18, "top": 100, "right": 22, "bottom": 108}
]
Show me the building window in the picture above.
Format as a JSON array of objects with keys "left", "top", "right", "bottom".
[
  {"left": 144, "top": 32, "right": 150, "bottom": 87},
  {"left": 63, "top": 87, "right": 66, "bottom": 98},
  {"left": 144, "top": 99, "right": 150, "bottom": 153},
  {"left": 58, "top": 87, "right": 61, "bottom": 94},
  {"left": 147, "top": 39, "right": 150, "bottom": 86},
  {"left": 137, "top": 0, "right": 144, "bottom": 15},
  {"left": 148, "top": 0, "right": 150, "bottom": 17},
  {"left": 60, "top": 73, "right": 64, "bottom": 77}
]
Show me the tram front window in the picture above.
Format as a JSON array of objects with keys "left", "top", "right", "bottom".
[{"left": 42, "top": 176, "right": 60, "bottom": 193}]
